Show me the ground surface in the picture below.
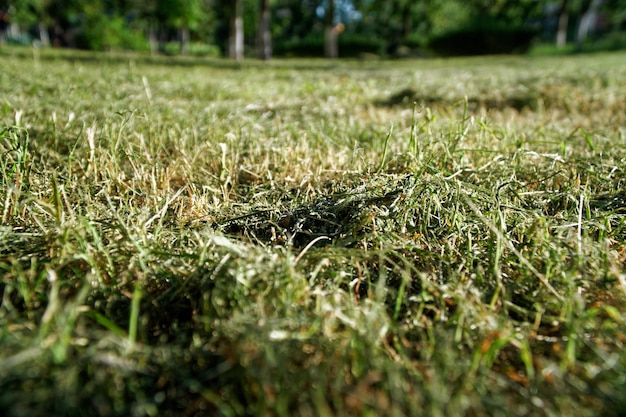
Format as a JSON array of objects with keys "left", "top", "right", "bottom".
[{"left": 1, "top": 47, "right": 626, "bottom": 416}]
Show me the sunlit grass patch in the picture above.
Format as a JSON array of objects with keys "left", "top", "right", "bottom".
[{"left": 1, "top": 47, "right": 626, "bottom": 416}]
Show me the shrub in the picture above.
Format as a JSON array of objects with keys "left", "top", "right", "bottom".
[
  {"left": 429, "top": 24, "right": 538, "bottom": 56},
  {"left": 188, "top": 42, "right": 221, "bottom": 57},
  {"left": 580, "top": 31, "right": 626, "bottom": 52},
  {"left": 75, "top": 14, "right": 148, "bottom": 52},
  {"left": 387, "top": 34, "right": 430, "bottom": 58},
  {"left": 339, "top": 33, "right": 385, "bottom": 57},
  {"left": 275, "top": 33, "right": 384, "bottom": 57},
  {"left": 163, "top": 41, "right": 181, "bottom": 55}
]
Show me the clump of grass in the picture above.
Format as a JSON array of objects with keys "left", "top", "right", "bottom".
[{"left": 1, "top": 47, "right": 626, "bottom": 416}]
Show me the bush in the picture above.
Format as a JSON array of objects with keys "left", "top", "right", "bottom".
[
  {"left": 580, "top": 31, "right": 626, "bottom": 52},
  {"left": 339, "top": 34, "right": 385, "bottom": 57},
  {"left": 163, "top": 41, "right": 181, "bottom": 55},
  {"left": 274, "top": 35, "right": 322, "bottom": 57},
  {"left": 159, "top": 41, "right": 221, "bottom": 57},
  {"left": 6, "top": 32, "right": 33, "bottom": 46},
  {"left": 275, "top": 33, "right": 385, "bottom": 57},
  {"left": 429, "top": 24, "right": 538, "bottom": 56},
  {"left": 188, "top": 42, "right": 221, "bottom": 57},
  {"left": 387, "top": 34, "right": 430, "bottom": 58},
  {"left": 75, "top": 14, "right": 148, "bottom": 52}
]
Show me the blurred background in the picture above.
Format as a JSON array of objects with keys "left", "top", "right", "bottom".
[{"left": 0, "top": 0, "right": 625, "bottom": 59}]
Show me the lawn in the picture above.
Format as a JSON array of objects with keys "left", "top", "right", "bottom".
[{"left": 1, "top": 47, "right": 626, "bottom": 416}]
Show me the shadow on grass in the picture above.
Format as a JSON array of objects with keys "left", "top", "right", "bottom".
[{"left": 375, "top": 87, "right": 541, "bottom": 111}]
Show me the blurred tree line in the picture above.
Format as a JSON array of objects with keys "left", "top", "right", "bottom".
[{"left": 0, "top": 0, "right": 625, "bottom": 58}]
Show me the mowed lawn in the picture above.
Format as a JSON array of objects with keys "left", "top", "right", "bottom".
[{"left": 1, "top": 47, "right": 626, "bottom": 416}]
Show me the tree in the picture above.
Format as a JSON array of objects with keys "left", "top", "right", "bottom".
[
  {"left": 356, "top": 0, "right": 456, "bottom": 48},
  {"left": 324, "top": 0, "right": 337, "bottom": 58},
  {"left": 360, "top": 0, "right": 424, "bottom": 38},
  {"left": 256, "top": 0, "right": 271, "bottom": 59},
  {"left": 227, "top": 0, "right": 244, "bottom": 60},
  {"left": 556, "top": 0, "right": 570, "bottom": 47},
  {"left": 273, "top": 0, "right": 322, "bottom": 42},
  {"left": 8, "top": 0, "right": 55, "bottom": 46},
  {"left": 576, "top": 0, "right": 605, "bottom": 48},
  {"left": 163, "top": 0, "right": 203, "bottom": 55},
  {"left": 129, "top": 0, "right": 164, "bottom": 54},
  {"left": 553, "top": 0, "right": 607, "bottom": 48},
  {"left": 604, "top": 0, "right": 626, "bottom": 30}
]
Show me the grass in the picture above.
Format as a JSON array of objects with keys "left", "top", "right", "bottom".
[{"left": 1, "top": 45, "right": 626, "bottom": 416}]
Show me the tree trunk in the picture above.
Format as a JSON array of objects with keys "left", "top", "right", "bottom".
[
  {"left": 38, "top": 22, "right": 50, "bottom": 47},
  {"left": 148, "top": 23, "right": 158, "bottom": 56},
  {"left": 324, "top": 0, "right": 337, "bottom": 58},
  {"left": 557, "top": 0, "right": 569, "bottom": 47},
  {"left": 402, "top": 4, "right": 412, "bottom": 39},
  {"left": 256, "top": 0, "right": 271, "bottom": 60},
  {"left": 229, "top": 0, "right": 244, "bottom": 61},
  {"left": 576, "top": 0, "right": 603, "bottom": 49},
  {"left": 180, "top": 25, "right": 189, "bottom": 55}
]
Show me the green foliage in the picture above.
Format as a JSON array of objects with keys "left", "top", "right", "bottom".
[
  {"left": 5, "top": 0, "right": 626, "bottom": 57},
  {"left": 8, "top": 0, "right": 46, "bottom": 26},
  {"left": 276, "top": 33, "right": 385, "bottom": 57},
  {"left": 158, "top": 41, "right": 219, "bottom": 57},
  {"left": 579, "top": 30, "right": 626, "bottom": 51},
  {"left": 355, "top": 0, "right": 546, "bottom": 57},
  {"left": 427, "top": 0, "right": 474, "bottom": 34},
  {"left": 76, "top": 13, "right": 148, "bottom": 51},
  {"left": 187, "top": 41, "right": 221, "bottom": 57},
  {"left": 429, "top": 23, "right": 538, "bottom": 56},
  {"left": 162, "top": 0, "right": 204, "bottom": 29}
]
